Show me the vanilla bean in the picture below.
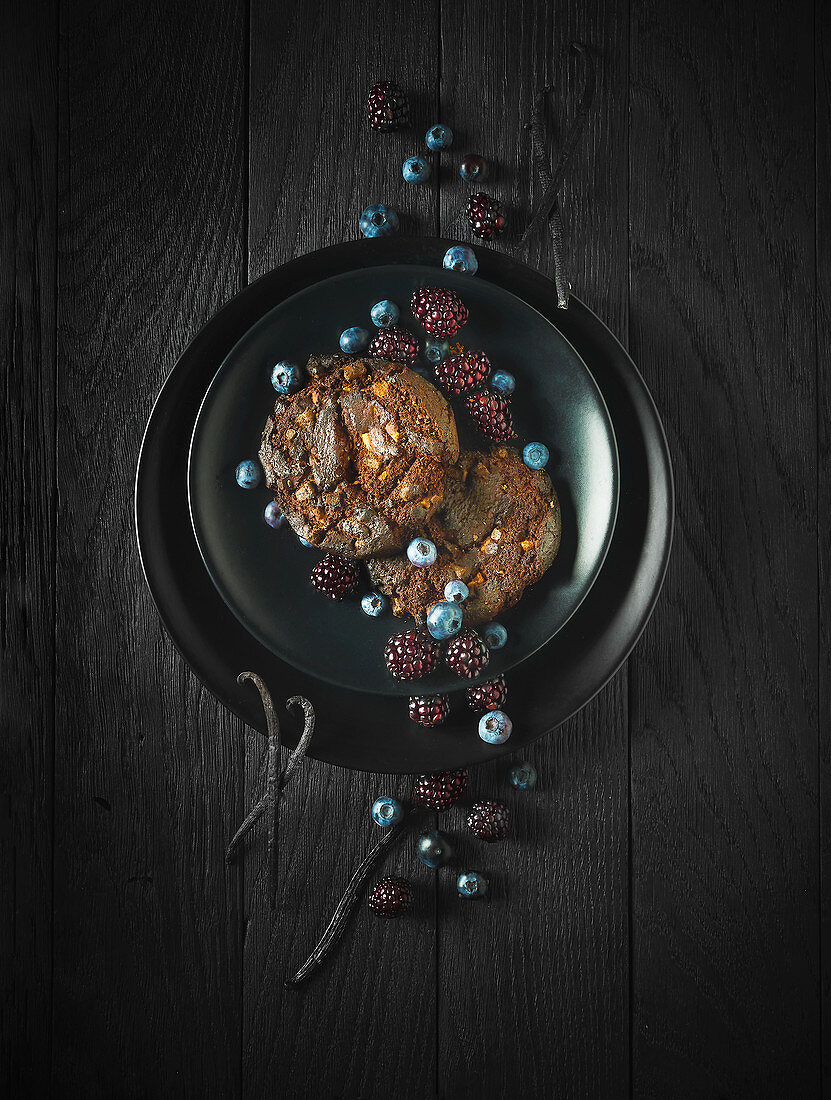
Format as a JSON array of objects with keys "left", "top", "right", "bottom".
[{"left": 285, "top": 807, "right": 425, "bottom": 988}]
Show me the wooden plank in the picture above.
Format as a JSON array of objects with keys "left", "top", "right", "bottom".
[
  {"left": 628, "top": 0, "right": 819, "bottom": 1093},
  {"left": 52, "top": 1, "right": 247, "bottom": 1093},
  {"left": 0, "top": 2, "right": 57, "bottom": 1094},
  {"left": 438, "top": 1, "right": 631, "bottom": 1096},
  {"left": 243, "top": 3, "right": 440, "bottom": 1097}
]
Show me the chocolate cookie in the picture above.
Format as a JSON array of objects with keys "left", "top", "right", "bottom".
[
  {"left": 259, "top": 354, "right": 459, "bottom": 558},
  {"left": 366, "top": 446, "right": 561, "bottom": 624}
]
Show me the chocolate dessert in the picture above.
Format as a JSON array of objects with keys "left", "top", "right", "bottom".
[
  {"left": 367, "top": 446, "right": 561, "bottom": 625},
  {"left": 259, "top": 354, "right": 459, "bottom": 558}
]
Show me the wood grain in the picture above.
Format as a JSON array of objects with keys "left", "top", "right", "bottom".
[
  {"left": 0, "top": 2, "right": 57, "bottom": 1095},
  {"left": 628, "top": 0, "right": 819, "bottom": 1093},
  {"left": 52, "top": 0, "right": 247, "bottom": 1093},
  {"left": 243, "top": 3, "right": 440, "bottom": 1097},
  {"left": 438, "top": 2, "right": 632, "bottom": 1096}
]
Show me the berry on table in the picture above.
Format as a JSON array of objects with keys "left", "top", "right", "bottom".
[
  {"left": 465, "top": 390, "right": 513, "bottom": 442},
  {"left": 235, "top": 459, "right": 261, "bottom": 488},
  {"left": 467, "top": 800, "right": 510, "bottom": 842},
  {"left": 411, "top": 769, "right": 468, "bottom": 811},
  {"left": 339, "top": 326, "right": 369, "bottom": 353},
  {"left": 411, "top": 286, "right": 469, "bottom": 338},
  {"left": 270, "top": 361, "right": 302, "bottom": 394},
  {"left": 444, "top": 579, "right": 469, "bottom": 603},
  {"left": 489, "top": 368, "right": 515, "bottom": 396},
  {"left": 409, "top": 694, "right": 450, "bottom": 726},
  {"left": 371, "top": 796, "right": 404, "bottom": 827},
  {"left": 442, "top": 244, "right": 479, "bottom": 275},
  {"left": 424, "top": 339, "right": 449, "bottom": 364},
  {"left": 366, "top": 81, "right": 410, "bottom": 132},
  {"left": 425, "top": 123, "right": 453, "bottom": 150},
  {"left": 466, "top": 192, "right": 505, "bottom": 239},
  {"left": 384, "top": 630, "right": 440, "bottom": 681},
  {"left": 367, "top": 326, "right": 418, "bottom": 365},
  {"left": 523, "top": 442, "right": 550, "bottom": 470},
  {"left": 466, "top": 676, "right": 508, "bottom": 712},
  {"left": 460, "top": 154, "right": 488, "bottom": 183},
  {"left": 264, "top": 501, "right": 284, "bottom": 529},
  {"left": 416, "top": 831, "right": 453, "bottom": 868},
  {"left": 361, "top": 591, "right": 388, "bottom": 617},
  {"left": 368, "top": 876, "right": 413, "bottom": 917},
  {"left": 509, "top": 761, "right": 538, "bottom": 790},
  {"left": 370, "top": 299, "right": 400, "bottom": 328},
  {"left": 309, "top": 552, "right": 360, "bottom": 599},
  {"left": 457, "top": 871, "right": 488, "bottom": 898},
  {"left": 402, "top": 155, "right": 431, "bottom": 183},
  {"left": 407, "top": 537, "right": 438, "bottom": 567},
  {"left": 478, "top": 709, "right": 512, "bottom": 745},
  {"left": 360, "top": 203, "right": 399, "bottom": 238},
  {"left": 426, "top": 600, "right": 463, "bottom": 641},
  {"left": 445, "top": 630, "right": 490, "bottom": 679},
  {"left": 482, "top": 622, "right": 508, "bottom": 650},
  {"left": 435, "top": 350, "right": 490, "bottom": 395}
]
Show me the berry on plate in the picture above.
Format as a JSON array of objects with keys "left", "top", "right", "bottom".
[
  {"left": 465, "top": 390, "right": 513, "bottom": 442},
  {"left": 310, "top": 553, "right": 360, "bottom": 599},
  {"left": 361, "top": 591, "right": 388, "bottom": 617},
  {"left": 370, "top": 299, "right": 400, "bottom": 327},
  {"left": 445, "top": 630, "right": 490, "bottom": 679},
  {"left": 482, "top": 622, "right": 508, "bottom": 650},
  {"left": 367, "top": 326, "right": 418, "bottom": 364},
  {"left": 435, "top": 350, "right": 490, "bottom": 395},
  {"left": 384, "top": 630, "right": 440, "bottom": 681},
  {"left": 264, "top": 501, "right": 285, "bottom": 529},
  {"left": 270, "top": 361, "right": 302, "bottom": 394},
  {"left": 426, "top": 601, "right": 463, "bottom": 641},
  {"left": 444, "top": 579, "right": 469, "bottom": 603},
  {"left": 235, "top": 459, "right": 261, "bottom": 488},
  {"left": 523, "top": 442, "right": 550, "bottom": 470},
  {"left": 489, "top": 368, "right": 515, "bottom": 396},
  {"left": 407, "top": 537, "right": 438, "bottom": 567},
  {"left": 411, "top": 286, "right": 469, "bottom": 338},
  {"left": 339, "top": 326, "right": 369, "bottom": 353}
]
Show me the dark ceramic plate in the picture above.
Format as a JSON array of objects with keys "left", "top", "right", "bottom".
[
  {"left": 188, "top": 265, "right": 619, "bottom": 696},
  {"left": 135, "top": 237, "right": 673, "bottom": 772}
]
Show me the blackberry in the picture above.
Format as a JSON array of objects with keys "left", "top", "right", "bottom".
[
  {"left": 435, "top": 350, "right": 491, "bottom": 395},
  {"left": 409, "top": 694, "right": 450, "bottom": 726},
  {"left": 309, "top": 553, "right": 360, "bottom": 599},
  {"left": 367, "top": 326, "right": 419, "bottom": 365},
  {"left": 445, "top": 630, "right": 490, "bottom": 679},
  {"left": 411, "top": 286, "right": 469, "bottom": 338},
  {"left": 368, "top": 876, "right": 413, "bottom": 917},
  {"left": 465, "top": 390, "right": 513, "bottom": 442},
  {"left": 466, "top": 676, "right": 508, "bottom": 713},
  {"left": 366, "top": 81, "right": 410, "bottom": 132},
  {"left": 466, "top": 193, "right": 505, "bottom": 240},
  {"left": 466, "top": 800, "right": 510, "bottom": 842},
  {"left": 384, "top": 630, "right": 440, "bottom": 681},
  {"left": 411, "top": 769, "right": 468, "bottom": 812}
]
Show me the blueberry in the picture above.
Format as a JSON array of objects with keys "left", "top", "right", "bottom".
[
  {"left": 370, "top": 299, "right": 400, "bottom": 328},
  {"left": 417, "top": 831, "right": 453, "bottom": 868},
  {"left": 425, "top": 124, "right": 453, "bottom": 150},
  {"left": 442, "top": 245, "right": 479, "bottom": 276},
  {"left": 270, "top": 361, "right": 302, "bottom": 393},
  {"left": 339, "top": 326, "right": 369, "bottom": 353},
  {"left": 482, "top": 622, "right": 507, "bottom": 650},
  {"left": 460, "top": 154, "right": 488, "bottom": 182},
  {"left": 371, "top": 797, "right": 404, "bottom": 827},
  {"left": 426, "top": 600, "right": 463, "bottom": 641},
  {"left": 523, "top": 442, "right": 550, "bottom": 470},
  {"left": 402, "top": 156, "right": 431, "bottom": 184},
  {"left": 509, "top": 761, "right": 538, "bottom": 790},
  {"left": 444, "top": 579, "right": 469, "bottom": 603},
  {"left": 407, "top": 537, "right": 437, "bottom": 568},
  {"left": 478, "top": 709, "right": 512, "bottom": 745},
  {"left": 235, "top": 459, "right": 261, "bottom": 488},
  {"left": 490, "top": 369, "right": 515, "bottom": 396},
  {"left": 360, "top": 203, "right": 400, "bottom": 238},
  {"left": 297, "top": 534, "right": 314, "bottom": 548},
  {"left": 264, "top": 501, "right": 284, "bottom": 529},
  {"left": 424, "top": 339, "right": 449, "bottom": 364},
  {"left": 457, "top": 871, "right": 488, "bottom": 898},
  {"left": 361, "top": 591, "right": 388, "bottom": 617}
]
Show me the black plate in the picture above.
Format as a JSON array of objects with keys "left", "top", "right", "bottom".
[
  {"left": 188, "top": 264, "right": 619, "bottom": 695},
  {"left": 135, "top": 237, "right": 673, "bottom": 773}
]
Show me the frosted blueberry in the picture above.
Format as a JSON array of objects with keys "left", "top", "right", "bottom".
[
  {"left": 339, "top": 326, "right": 369, "bottom": 353},
  {"left": 361, "top": 591, "right": 388, "bottom": 617},
  {"left": 478, "top": 709, "right": 513, "bottom": 745},
  {"left": 509, "top": 761, "right": 538, "bottom": 790},
  {"left": 371, "top": 797, "right": 404, "bottom": 827},
  {"left": 370, "top": 299, "right": 400, "bottom": 328},
  {"left": 402, "top": 155, "right": 431, "bottom": 183},
  {"left": 424, "top": 339, "right": 450, "bottom": 364},
  {"left": 457, "top": 871, "right": 488, "bottom": 898},
  {"left": 482, "top": 622, "right": 507, "bottom": 650},
  {"left": 417, "top": 831, "right": 453, "bottom": 868},
  {"left": 360, "top": 203, "right": 399, "bottom": 238},
  {"left": 523, "top": 442, "right": 550, "bottom": 470},
  {"left": 426, "top": 600, "right": 464, "bottom": 641},
  {"left": 407, "top": 537, "right": 437, "bottom": 568},
  {"left": 444, "top": 579, "right": 469, "bottom": 603},
  {"left": 425, "top": 124, "right": 453, "bottom": 150},
  {"left": 270, "top": 361, "right": 302, "bottom": 394},
  {"left": 489, "top": 369, "right": 515, "bottom": 396},
  {"left": 442, "top": 245, "right": 478, "bottom": 275},
  {"left": 235, "top": 459, "right": 261, "bottom": 489},
  {"left": 264, "top": 501, "right": 284, "bottom": 529}
]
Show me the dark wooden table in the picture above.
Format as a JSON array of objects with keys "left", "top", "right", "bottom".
[{"left": 2, "top": 0, "right": 827, "bottom": 1095}]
